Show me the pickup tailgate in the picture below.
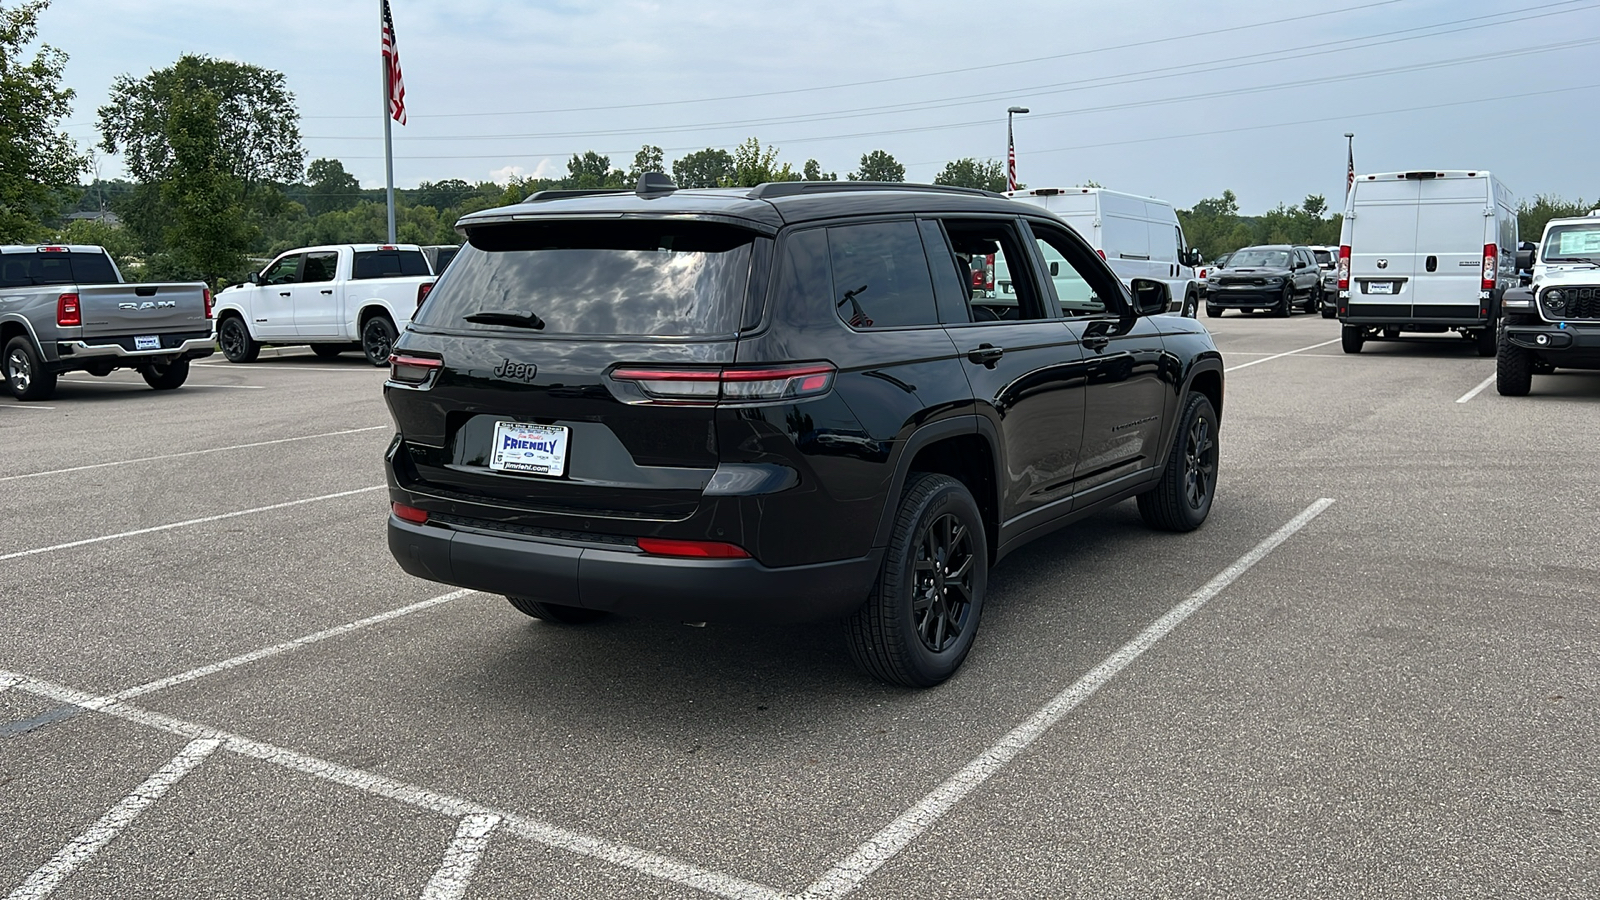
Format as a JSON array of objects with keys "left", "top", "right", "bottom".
[{"left": 76, "top": 282, "right": 211, "bottom": 338}]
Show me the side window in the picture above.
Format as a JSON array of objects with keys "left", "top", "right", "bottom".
[
  {"left": 937, "top": 219, "right": 1049, "bottom": 323},
  {"left": 262, "top": 254, "right": 301, "bottom": 285},
  {"left": 825, "top": 220, "right": 939, "bottom": 329},
  {"left": 1028, "top": 221, "right": 1124, "bottom": 317},
  {"left": 301, "top": 252, "right": 339, "bottom": 284}
]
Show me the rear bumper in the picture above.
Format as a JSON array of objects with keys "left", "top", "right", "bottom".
[
  {"left": 55, "top": 334, "right": 216, "bottom": 361},
  {"left": 387, "top": 516, "right": 881, "bottom": 624},
  {"left": 1340, "top": 299, "right": 1489, "bottom": 328}
]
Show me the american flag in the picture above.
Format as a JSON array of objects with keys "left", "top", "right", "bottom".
[
  {"left": 1006, "top": 120, "right": 1017, "bottom": 192},
  {"left": 382, "top": 0, "right": 407, "bottom": 125},
  {"left": 1346, "top": 141, "right": 1355, "bottom": 195}
]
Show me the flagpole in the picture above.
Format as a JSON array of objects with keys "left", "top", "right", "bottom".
[{"left": 382, "top": 0, "right": 396, "bottom": 243}]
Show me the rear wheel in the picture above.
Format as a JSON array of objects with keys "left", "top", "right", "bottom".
[
  {"left": 505, "top": 595, "right": 610, "bottom": 624},
  {"left": 1137, "top": 392, "right": 1219, "bottom": 532},
  {"left": 361, "top": 315, "right": 397, "bottom": 366},
  {"left": 1496, "top": 326, "right": 1532, "bottom": 396},
  {"left": 140, "top": 357, "right": 189, "bottom": 390},
  {"left": 1341, "top": 324, "right": 1365, "bottom": 354},
  {"left": 218, "top": 316, "right": 260, "bottom": 363},
  {"left": 3, "top": 336, "right": 56, "bottom": 401},
  {"left": 847, "top": 473, "right": 987, "bottom": 688},
  {"left": 310, "top": 343, "right": 346, "bottom": 360}
]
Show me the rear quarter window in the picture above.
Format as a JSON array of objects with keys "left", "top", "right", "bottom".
[
  {"left": 415, "top": 220, "right": 755, "bottom": 337},
  {"left": 352, "top": 250, "right": 431, "bottom": 279}
]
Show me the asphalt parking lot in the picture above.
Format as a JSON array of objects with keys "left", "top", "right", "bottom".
[{"left": 2, "top": 317, "right": 1597, "bottom": 900}]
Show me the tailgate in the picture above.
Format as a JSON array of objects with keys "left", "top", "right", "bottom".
[{"left": 76, "top": 283, "right": 211, "bottom": 338}]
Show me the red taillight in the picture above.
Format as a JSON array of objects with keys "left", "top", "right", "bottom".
[
  {"left": 416, "top": 281, "right": 434, "bottom": 311},
  {"left": 39, "top": 245, "right": 67, "bottom": 253},
  {"left": 1337, "top": 245, "right": 1351, "bottom": 291},
  {"left": 1096, "top": 248, "right": 1106, "bottom": 260},
  {"left": 983, "top": 253, "right": 995, "bottom": 290},
  {"left": 380, "top": 244, "right": 396, "bottom": 250},
  {"left": 56, "top": 292, "right": 80, "bottom": 326},
  {"left": 392, "top": 502, "right": 429, "bottom": 524},
  {"left": 388, "top": 353, "right": 442, "bottom": 385},
  {"left": 636, "top": 537, "right": 750, "bottom": 559},
  {"left": 610, "top": 362, "right": 836, "bottom": 405},
  {"left": 203, "top": 287, "right": 213, "bottom": 319},
  {"left": 1481, "top": 242, "right": 1497, "bottom": 291}
]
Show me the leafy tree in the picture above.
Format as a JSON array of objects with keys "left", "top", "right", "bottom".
[
  {"left": 726, "top": 137, "right": 797, "bottom": 186},
  {"left": 1517, "top": 194, "right": 1591, "bottom": 244},
  {"left": 304, "top": 157, "right": 361, "bottom": 216},
  {"left": 0, "top": 0, "right": 86, "bottom": 241},
  {"left": 934, "top": 158, "right": 1005, "bottom": 192},
  {"left": 151, "top": 87, "right": 256, "bottom": 286},
  {"left": 627, "top": 144, "right": 665, "bottom": 184},
  {"left": 414, "top": 178, "right": 474, "bottom": 210},
  {"left": 565, "top": 151, "right": 624, "bottom": 189},
  {"left": 849, "top": 150, "right": 905, "bottom": 183},
  {"left": 672, "top": 148, "right": 734, "bottom": 189},
  {"left": 802, "top": 159, "right": 836, "bottom": 182},
  {"left": 56, "top": 217, "right": 137, "bottom": 269},
  {"left": 1303, "top": 194, "right": 1328, "bottom": 218},
  {"left": 98, "top": 54, "right": 304, "bottom": 191}
]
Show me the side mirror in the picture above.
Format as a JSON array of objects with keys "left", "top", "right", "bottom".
[
  {"left": 1129, "top": 278, "right": 1170, "bottom": 316},
  {"left": 1182, "top": 249, "right": 1202, "bottom": 266},
  {"left": 1515, "top": 247, "right": 1534, "bottom": 271}
]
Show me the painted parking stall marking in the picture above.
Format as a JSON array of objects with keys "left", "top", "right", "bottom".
[
  {"left": 420, "top": 814, "right": 502, "bottom": 900},
  {"left": 1457, "top": 372, "right": 1497, "bottom": 403},
  {"left": 0, "top": 426, "right": 389, "bottom": 483},
  {"left": 1224, "top": 337, "right": 1342, "bottom": 372}
]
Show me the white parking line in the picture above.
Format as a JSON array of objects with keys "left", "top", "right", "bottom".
[
  {"left": 1225, "top": 338, "right": 1342, "bottom": 372},
  {"left": 195, "top": 363, "right": 383, "bottom": 373},
  {"left": 1456, "top": 373, "right": 1497, "bottom": 404},
  {"left": 6, "top": 738, "right": 221, "bottom": 900},
  {"left": 799, "top": 498, "right": 1337, "bottom": 900},
  {"left": 0, "top": 404, "right": 55, "bottom": 411},
  {"left": 420, "top": 814, "right": 502, "bottom": 900},
  {"left": 2, "top": 673, "right": 791, "bottom": 900},
  {"left": 58, "top": 377, "right": 265, "bottom": 390},
  {"left": 0, "top": 486, "right": 384, "bottom": 563},
  {"left": 0, "top": 426, "right": 388, "bottom": 483}
]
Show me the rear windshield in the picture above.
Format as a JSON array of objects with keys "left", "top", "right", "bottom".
[
  {"left": 352, "top": 249, "right": 431, "bottom": 280},
  {"left": 417, "top": 220, "right": 754, "bottom": 337},
  {"left": 1313, "top": 249, "right": 1334, "bottom": 266},
  {"left": 0, "top": 251, "right": 118, "bottom": 288}
]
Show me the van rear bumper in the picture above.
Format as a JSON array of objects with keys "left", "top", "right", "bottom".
[
  {"left": 1340, "top": 301, "right": 1487, "bottom": 327},
  {"left": 387, "top": 516, "right": 880, "bottom": 624}
]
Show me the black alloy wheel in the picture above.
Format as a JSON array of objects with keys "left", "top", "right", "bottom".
[
  {"left": 847, "top": 473, "right": 988, "bottom": 688},
  {"left": 1137, "top": 392, "right": 1219, "bottom": 532},
  {"left": 361, "top": 316, "right": 398, "bottom": 366},
  {"left": 219, "top": 317, "right": 260, "bottom": 363},
  {"left": 1274, "top": 285, "right": 1293, "bottom": 318}
]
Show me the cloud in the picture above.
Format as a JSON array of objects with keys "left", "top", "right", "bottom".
[{"left": 488, "top": 165, "right": 525, "bottom": 185}]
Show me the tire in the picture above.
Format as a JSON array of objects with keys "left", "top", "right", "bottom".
[
  {"left": 505, "top": 595, "right": 610, "bottom": 624},
  {"left": 1305, "top": 288, "right": 1320, "bottom": 314},
  {"left": 1273, "top": 286, "right": 1292, "bottom": 318},
  {"left": 1182, "top": 291, "right": 1198, "bottom": 318},
  {"left": 140, "top": 357, "right": 189, "bottom": 390},
  {"left": 310, "top": 343, "right": 346, "bottom": 360},
  {"left": 361, "top": 315, "right": 398, "bottom": 366},
  {"left": 1341, "top": 324, "right": 1365, "bottom": 354},
  {"left": 1474, "top": 324, "right": 1497, "bottom": 358},
  {"left": 1137, "top": 392, "right": 1219, "bottom": 532},
  {"left": 846, "top": 473, "right": 987, "bottom": 688},
  {"left": 218, "top": 316, "right": 260, "bottom": 363},
  {"left": 1321, "top": 298, "right": 1337, "bottom": 319},
  {"left": 1495, "top": 326, "right": 1532, "bottom": 396},
  {"left": 3, "top": 335, "right": 56, "bottom": 401},
  {"left": 1205, "top": 304, "right": 1223, "bottom": 318}
]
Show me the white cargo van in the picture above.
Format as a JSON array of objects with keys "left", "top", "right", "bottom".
[
  {"left": 1006, "top": 187, "right": 1201, "bottom": 316},
  {"left": 1336, "top": 170, "right": 1518, "bottom": 355}
]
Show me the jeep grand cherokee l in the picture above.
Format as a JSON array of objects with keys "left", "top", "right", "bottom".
[{"left": 384, "top": 176, "right": 1225, "bottom": 687}]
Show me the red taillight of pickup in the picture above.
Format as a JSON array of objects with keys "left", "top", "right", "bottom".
[
  {"left": 57, "top": 293, "right": 81, "bottom": 326},
  {"left": 203, "top": 287, "right": 213, "bottom": 319},
  {"left": 416, "top": 281, "right": 434, "bottom": 311}
]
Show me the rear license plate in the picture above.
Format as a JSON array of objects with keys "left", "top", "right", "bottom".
[
  {"left": 489, "top": 422, "right": 569, "bottom": 477},
  {"left": 134, "top": 335, "right": 161, "bottom": 350},
  {"left": 1367, "top": 282, "right": 1395, "bottom": 295}
]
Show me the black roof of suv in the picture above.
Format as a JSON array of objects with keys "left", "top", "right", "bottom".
[{"left": 384, "top": 175, "right": 1225, "bottom": 687}]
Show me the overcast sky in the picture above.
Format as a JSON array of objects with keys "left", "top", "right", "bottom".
[{"left": 38, "top": 0, "right": 1600, "bottom": 213}]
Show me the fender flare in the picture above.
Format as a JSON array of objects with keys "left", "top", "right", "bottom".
[
  {"left": 869, "top": 414, "right": 1003, "bottom": 549},
  {"left": 0, "top": 314, "right": 47, "bottom": 361}
]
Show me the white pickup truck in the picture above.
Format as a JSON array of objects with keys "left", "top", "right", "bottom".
[{"left": 213, "top": 244, "right": 436, "bottom": 365}]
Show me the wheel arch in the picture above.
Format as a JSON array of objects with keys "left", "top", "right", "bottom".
[{"left": 872, "top": 416, "right": 1002, "bottom": 560}]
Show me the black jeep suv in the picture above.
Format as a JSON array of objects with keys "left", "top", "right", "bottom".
[{"left": 384, "top": 177, "right": 1225, "bottom": 687}]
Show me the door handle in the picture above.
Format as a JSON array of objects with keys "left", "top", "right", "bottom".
[
  {"left": 278, "top": 291, "right": 291, "bottom": 297},
  {"left": 320, "top": 289, "right": 333, "bottom": 295},
  {"left": 1083, "top": 335, "right": 1110, "bottom": 352},
  {"left": 966, "top": 344, "right": 1004, "bottom": 368}
]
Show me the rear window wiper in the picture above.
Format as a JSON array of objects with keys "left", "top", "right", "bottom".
[{"left": 464, "top": 310, "right": 545, "bottom": 329}]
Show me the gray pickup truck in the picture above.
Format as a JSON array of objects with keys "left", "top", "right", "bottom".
[{"left": 1, "top": 244, "right": 215, "bottom": 401}]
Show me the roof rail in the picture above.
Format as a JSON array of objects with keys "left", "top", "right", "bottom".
[
  {"left": 747, "top": 181, "right": 1003, "bottom": 200},
  {"left": 521, "top": 188, "right": 630, "bottom": 203}
]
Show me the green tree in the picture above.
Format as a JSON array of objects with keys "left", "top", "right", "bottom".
[
  {"left": 1303, "top": 194, "right": 1328, "bottom": 218},
  {"left": 304, "top": 157, "right": 361, "bottom": 216},
  {"left": 934, "top": 158, "right": 1005, "bottom": 192},
  {"left": 98, "top": 54, "right": 304, "bottom": 191},
  {"left": 1517, "top": 194, "right": 1591, "bottom": 244},
  {"left": 849, "top": 150, "right": 905, "bottom": 182},
  {"left": 802, "top": 159, "right": 836, "bottom": 181},
  {"left": 414, "top": 178, "right": 474, "bottom": 210},
  {"left": 672, "top": 148, "right": 734, "bottom": 188},
  {"left": 151, "top": 87, "right": 256, "bottom": 286},
  {"left": 565, "top": 151, "right": 623, "bottom": 189},
  {"left": 56, "top": 217, "right": 137, "bottom": 269},
  {"left": 627, "top": 144, "right": 665, "bottom": 184},
  {"left": 726, "top": 137, "right": 798, "bottom": 186},
  {"left": 0, "top": 0, "right": 86, "bottom": 241}
]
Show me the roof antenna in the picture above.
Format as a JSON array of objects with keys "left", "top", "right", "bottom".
[{"left": 636, "top": 172, "right": 677, "bottom": 196}]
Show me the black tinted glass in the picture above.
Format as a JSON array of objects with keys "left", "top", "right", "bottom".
[
  {"left": 0, "top": 251, "right": 118, "bottom": 287},
  {"left": 302, "top": 252, "right": 338, "bottom": 282},
  {"left": 416, "top": 220, "right": 754, "bottom": 336},
  {"left": 352, "top": 250, "right": 431, "bottom": 279},
  {"left": 826, "top": 221, "right": 937, "bottom": 328}
]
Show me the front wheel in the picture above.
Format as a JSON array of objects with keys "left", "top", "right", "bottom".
[
  {"left": 1182, "top": 291, "right": 1198, "bottom": 318},
  {"left": 1321, "top": 297, "right": 1337, "bottom": 319},
  {"left": 506, "top": 595, "right": 610, "bottom": 624},
  {"left": 1205, "top": 303, "right": 1223, "bottom": 318},
  {"left": 3, "top": 336, "right": 56, "bottom": 401},
  {"left": 361, "top": 316, "right": 397, "bottom": 366},
  {"left": 1341, "top": 324, "right": 1365, "bottom": 354},
  {"left": 1137, "top": 392, "right": 1219, "bottom": 532},
  {"left": 141, "top": 357, "right": 190, "bottom": 390},
  {"left": 1496, "top": 328, "right": 1532, "bottom": 396},
  {"left": 218, "top": 317, "right": 260, "bottom": 363},
  {"left": 1305, "top": 288, "right": 1320, "bottom": 314},
  {"left": 847, "top": 473, "right": 987, "bottom": 688},
  {"left": 1273, "top": 286, "right": 1292, "bottom": 318}
]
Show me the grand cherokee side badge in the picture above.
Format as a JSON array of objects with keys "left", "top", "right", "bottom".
[{"left": 492, "top": 359, "right": 537, "bottom": 381}]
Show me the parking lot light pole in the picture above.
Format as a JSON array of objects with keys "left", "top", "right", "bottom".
[{"left": 1007, "top": 106, "right": 1029, "bottom": 192}]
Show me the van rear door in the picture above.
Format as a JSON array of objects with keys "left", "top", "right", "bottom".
[
  {"left": 1347, "top": 178, "right": 1420, "bottom": 315},
  {"left": 1411, "top": 176, "right": 1489, "bottom": 318}
]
